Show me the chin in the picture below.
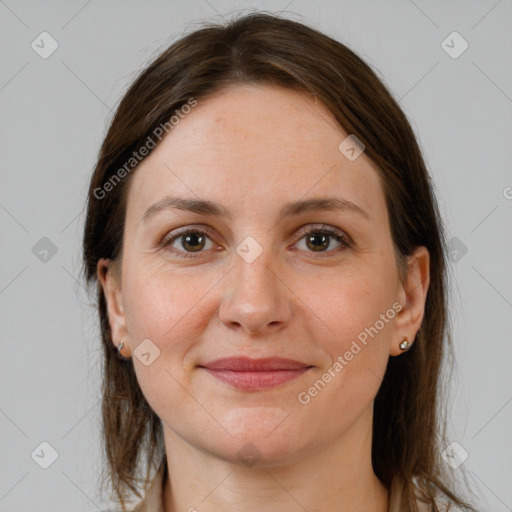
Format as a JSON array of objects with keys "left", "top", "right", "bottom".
[
  {"left": 209, "top": 436, "right": 307, "bottom": 469},
  {"left": 201, "top": 408, "right": 311, "bottom": 467}
]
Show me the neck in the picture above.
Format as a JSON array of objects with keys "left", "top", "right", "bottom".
[{"left": 161, "top": 412, "right": 389, "bottom": 512}]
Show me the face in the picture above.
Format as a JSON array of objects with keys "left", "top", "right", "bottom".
[{"left": 99, "top": 83, "right": 429, "bottom": 467}]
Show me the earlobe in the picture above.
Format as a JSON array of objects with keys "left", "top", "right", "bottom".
[
  {"left": 96, "top": 258, "right": 130, "bottom": 355},
  {"left": 389, "top": 246, "right": 430, "bottom": 357}
]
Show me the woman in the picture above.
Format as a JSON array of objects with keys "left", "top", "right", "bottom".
[{"left": 82, "top": 12, "right": 477, "bottom": 512}]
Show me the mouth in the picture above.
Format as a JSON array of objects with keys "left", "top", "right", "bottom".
[{"left": 197, "top": 357, "right": 313, "bottom": 391}]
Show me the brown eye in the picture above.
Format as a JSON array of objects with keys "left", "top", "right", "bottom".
[
  {"left": 305, "top": 232, "right": 330, "bottom": 252},
  {"left": 295, "top": 225, "right": 351, "bottom": 255},
  {"left": 179, "top": 232, "right": 206, "bottom": 252},
  {"left": 162, "top": 229, "right": 216, "bottom": 258}
]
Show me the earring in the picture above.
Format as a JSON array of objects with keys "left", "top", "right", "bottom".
[
  {"left": 116, "top": 341, "right": 130, "bottom": 360},
  {"left": 399, "top": 336, "right": 411, "bottom": 351}
]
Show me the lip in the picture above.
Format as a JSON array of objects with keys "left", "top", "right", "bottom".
[{"left": 198, "top": 357, "right": 313, "bottom": 391}]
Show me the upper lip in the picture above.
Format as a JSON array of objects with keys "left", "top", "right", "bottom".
[{"left": 198, "top": 357, "right": 311, "bottom": 371}]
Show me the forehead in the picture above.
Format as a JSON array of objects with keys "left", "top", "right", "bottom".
[{"left": 126, "top": 83, "right": 386, "bottom": 223}]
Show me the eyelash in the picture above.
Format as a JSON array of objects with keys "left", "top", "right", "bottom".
[{"left": 159, "top": 225, "right": 352, "bottom": 259}]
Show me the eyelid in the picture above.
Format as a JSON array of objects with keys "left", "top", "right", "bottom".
[
  {"left": 160, "top": 225, "right": 219, "bottom": 246},
  {"left": 294, "top": 224, "right": 351, "bottom": 244}
]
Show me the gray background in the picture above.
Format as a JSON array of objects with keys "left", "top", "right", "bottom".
[{"left": 1, "top": 1, "right": 511, "bottom": 511}]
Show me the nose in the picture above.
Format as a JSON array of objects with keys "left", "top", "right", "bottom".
[{"left": 219, "top": 248, "right": 291, "bottom": 336}]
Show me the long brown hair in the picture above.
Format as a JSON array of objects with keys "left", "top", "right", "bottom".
[{"left": 82, "top": 11, "right": 477, "bottom": 511}]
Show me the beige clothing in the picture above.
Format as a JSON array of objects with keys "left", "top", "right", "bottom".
[{"left": 132, "top": 462, "right": 439, "bottom": 512}]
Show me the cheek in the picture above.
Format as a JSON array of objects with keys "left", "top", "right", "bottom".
[
  {"left": 294, "top": 273, "right": 395, "bottom": 435},
  {"left": 298, "top": 262, "right": 397, "bottom": 358},
  {"left": 123, "top": 263, "right": 211, "bottom": 342},
  {"left": 122, "top": 267, "right": 216, "bottom": 422}
]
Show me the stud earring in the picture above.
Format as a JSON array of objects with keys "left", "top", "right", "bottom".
[
  {"left": 399, "top": 336, "right": 411, "bottom": 351},
  {"left": 116, "top": 341, "right": 130, "bottom": 360}
]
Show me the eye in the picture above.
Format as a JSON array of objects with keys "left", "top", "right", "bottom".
[
  {"left": 161, "top": 228, "right": 218, "bottom": 258},
  {"left": 294, "top": 225, "right": 351, "bottom": 256}
]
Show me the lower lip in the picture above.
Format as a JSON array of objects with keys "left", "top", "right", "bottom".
[{"left": 201, "top": 367, "right": 311, "bottom": 391}]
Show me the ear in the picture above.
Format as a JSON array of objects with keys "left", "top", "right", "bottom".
[
  {"left": 97, "top": 258, "right": 131, "bottom": 356},
  {"left": 389, "top": 246, "right": 430, "bottom": 356}
]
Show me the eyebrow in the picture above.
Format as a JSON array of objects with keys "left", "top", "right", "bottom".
[{"left": 141, "top": 195, "right": 370, "bottom": 224}]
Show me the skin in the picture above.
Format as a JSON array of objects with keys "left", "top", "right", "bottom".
[{"left": 98, "top": 83, "right": 430, "bottom": 512}]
